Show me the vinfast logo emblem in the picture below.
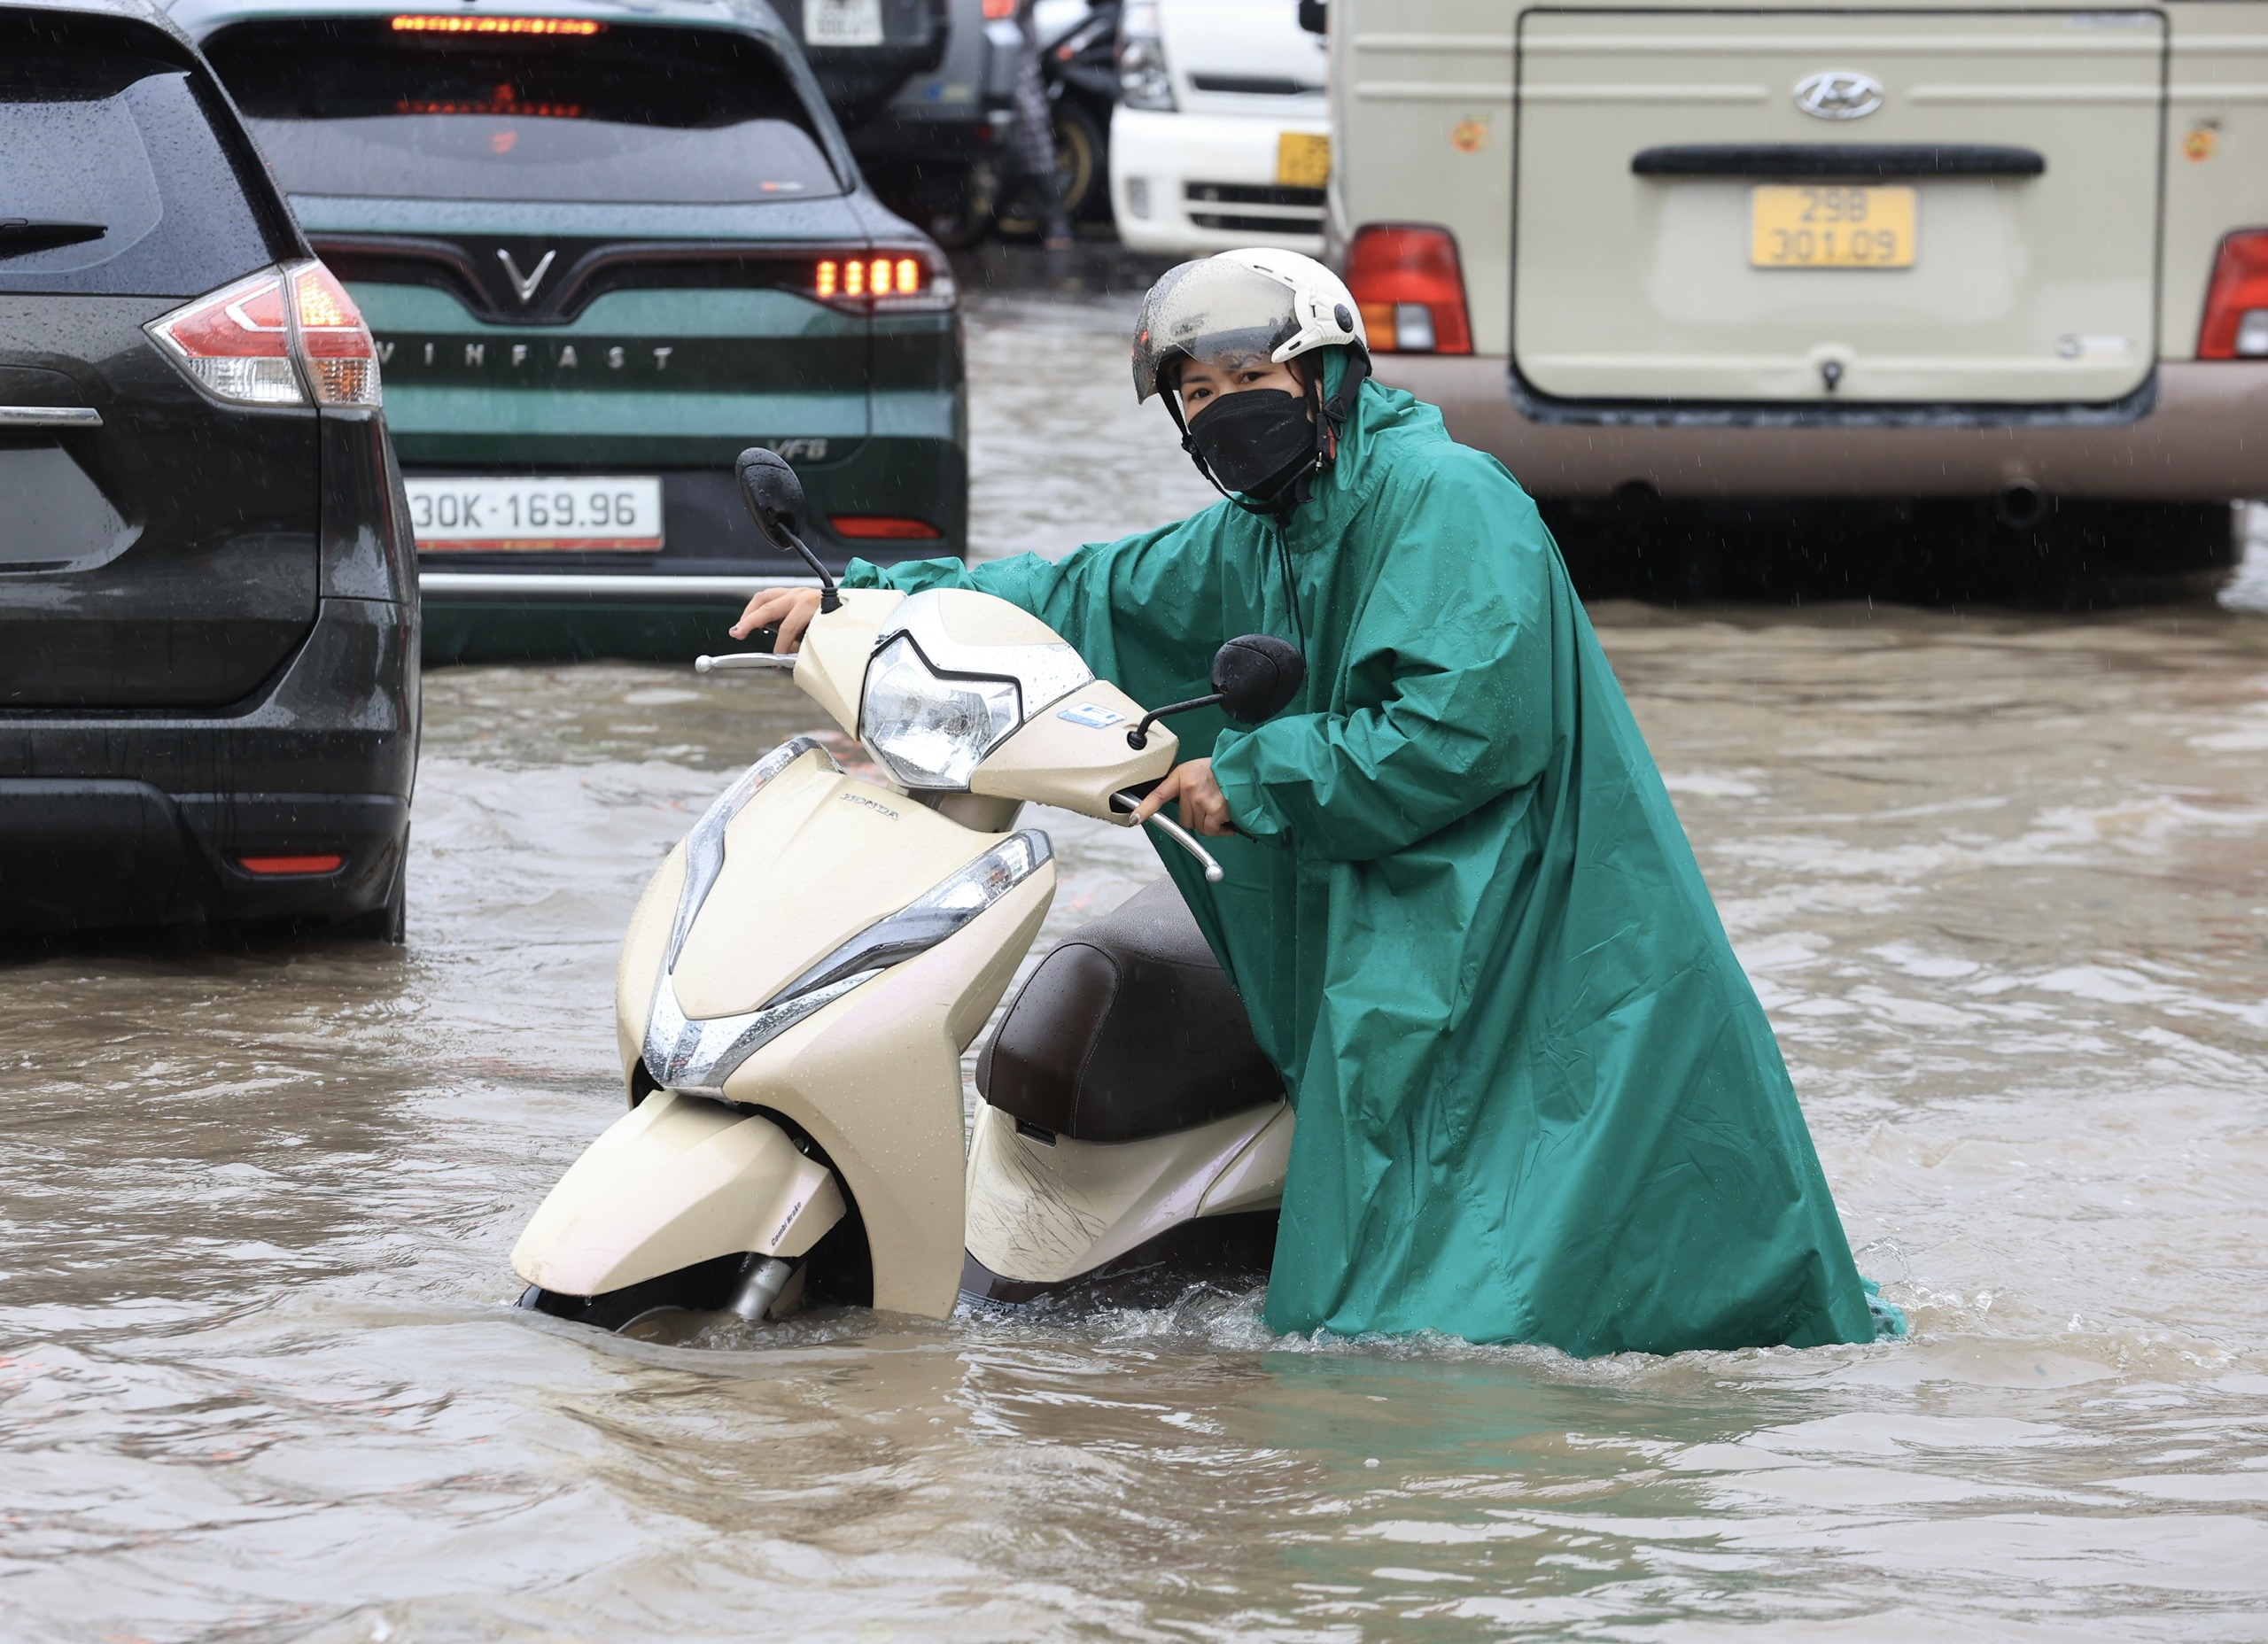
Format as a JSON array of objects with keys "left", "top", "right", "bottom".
[
  {"left": 495, "top": 247, "right": 556, "bottom": 305},
  {"left": 1793, "top": 70, "right": 1884, "bottom": 120}
]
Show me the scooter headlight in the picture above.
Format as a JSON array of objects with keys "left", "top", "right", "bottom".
[{"left": 858, "top": 634, "right": 1021, "bottom": 791}]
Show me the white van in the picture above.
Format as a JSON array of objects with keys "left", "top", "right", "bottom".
[
  {"left": 1109, "top": 0, "right": 1332, "bottom": 256},
  {"left": 1329, "top": 0, "right": 2268, "bottom": 570}
]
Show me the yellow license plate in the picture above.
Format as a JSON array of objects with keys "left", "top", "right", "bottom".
[
  {"left": 1750, "top": 185, "right": 1915, "bottom": 268},
  {"left": 1278, "top": 131, "right": 1331, "bottom": 189}
]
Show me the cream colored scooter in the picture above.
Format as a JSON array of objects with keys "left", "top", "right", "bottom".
[{"left": 511, "top": 452, "right": 1300, "bottom": 1331}]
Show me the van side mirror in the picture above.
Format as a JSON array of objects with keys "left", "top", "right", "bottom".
[
  {"left": 1210, "top": 633, "right": 1305, "bottom": 724},
  {"left": 1297, "top": 0, "right": 1326, "bottom": 36}
]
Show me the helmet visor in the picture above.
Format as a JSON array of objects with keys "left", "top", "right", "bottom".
[{"left": 1131, "top": 259, "right": 1302, "bottom": 402}]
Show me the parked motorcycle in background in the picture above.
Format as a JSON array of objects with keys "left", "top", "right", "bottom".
[{"left": 849, "top": 0, "right": 1121, "bottom": 250}]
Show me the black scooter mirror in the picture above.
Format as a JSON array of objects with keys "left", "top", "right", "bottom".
[
  {"left": 735, "top": 446, "right": 840, "bottom": 612},
  {"left": 1126, "top": 632, "right": 1307, "bottom": 749},
  {"left": 1210, "top": 632, "right": 1306, "bottom": 725}
]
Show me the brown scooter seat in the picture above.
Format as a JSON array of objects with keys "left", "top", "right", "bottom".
[{"left": 976, "top": 878, "right": 1284, "bottom": 1144}]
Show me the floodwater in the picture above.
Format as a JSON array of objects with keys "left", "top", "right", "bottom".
[{"left": 4, "top": 289, "right": 2267, "bottom": 1642}]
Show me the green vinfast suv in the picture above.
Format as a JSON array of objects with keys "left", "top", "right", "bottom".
[{"left": 170, "top": 0, "right": 966, "bottom": 662}]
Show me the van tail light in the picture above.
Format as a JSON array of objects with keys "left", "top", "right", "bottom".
[
  {"left": 2198, "top": 230, "right": 2268, "bottom": 358},
  {"left": 146, "top": 260, "right": 383, "bottom": 407},
  {"left": 811, "top": 249, "right": 955, "bottom": 314},
  {"left": 1346, "top": 225, "right": 1472, "bottom": 354}
]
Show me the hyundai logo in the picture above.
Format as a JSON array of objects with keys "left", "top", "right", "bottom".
[{"left": 1793, "top": 70, "right": 1884, "bottom": 120}]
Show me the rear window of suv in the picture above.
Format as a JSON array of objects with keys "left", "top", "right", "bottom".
[
  {"left": 206, "top": 18, "right": 843, "bottom": 205},
  {"left": 0, "top": 28, "right": 279, "bottom": 298}
]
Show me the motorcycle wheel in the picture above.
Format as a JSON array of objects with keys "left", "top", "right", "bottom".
[
  {"left": 995, "top": 101, "right": 1105, "bottom": 236},
  {"left": 925, "top": 160, "right": 1002, "bottom": 252}
]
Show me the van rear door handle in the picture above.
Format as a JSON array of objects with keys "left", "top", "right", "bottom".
[
  {"left": 1631, "top": 144, "right": 2046, "bottom": 180},
  {"left": 0, "top": 405, "right": 103, "bottom": 429}
]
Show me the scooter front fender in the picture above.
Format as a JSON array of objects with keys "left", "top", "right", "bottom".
[{"left": 510, "top": 1090, "right": 843, "bottom": 1298}]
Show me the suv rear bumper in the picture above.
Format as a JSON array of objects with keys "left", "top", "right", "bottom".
[
  {"left": 0, "top": 595, "right": 416, "bottom": 932},
  {"left": 1378, "top": 357, "right": 2268, "bottom": 501}
]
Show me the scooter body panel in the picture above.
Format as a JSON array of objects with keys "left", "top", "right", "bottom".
[
  {"left": 510, "top": 1090, "right": 845, "bottom": 1296},
  {"left": 604, "top": 745, "right": 1058, "bottom": 1319},
  {"left": 965, "top": 1097, "right": 1292, "bottom": 1286},
  {"left": 713, "top": 868, "right": 1053, "bottom": 1317},
  {"left": 971, "top": 677, "right": 1177, "bottom": 821},
  {"left": 672, "top": 757, "right": 1006, "bottom": 1021}
]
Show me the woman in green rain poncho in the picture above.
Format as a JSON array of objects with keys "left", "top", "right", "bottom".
[{"left": 734, "top": 251, "right": 1898, "bottom": 1357}]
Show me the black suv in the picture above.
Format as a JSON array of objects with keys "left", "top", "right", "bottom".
[{"left": 0, "top": 0, "right": 417, "bottom": 938}]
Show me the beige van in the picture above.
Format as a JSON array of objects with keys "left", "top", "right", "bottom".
[{"left": 1328, "top": 0, "right": 2268, "bottom": 562}]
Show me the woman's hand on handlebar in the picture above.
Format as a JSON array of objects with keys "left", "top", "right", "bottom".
[
  {"left": 1130, "top": 758, "right": 1238, "bottom": 837},
  {"left": 729, "top": 586, "right": 823, "bottom": 649}
]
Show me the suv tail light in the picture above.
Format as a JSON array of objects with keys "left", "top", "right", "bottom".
[
  {"left": 2198, "top": 230, "right": 2268, "bottom": 358},
  {"left": 811, "top": 250, "right": 956, "bottom": 314},
  {"left": 1347, "top": 225, "right": 1472, "bottom": 354},
  {"left": 291, "top": 263, "right": 382, "bottom": 405},
  {"left": 146, "top": 260, "right": 383, "bottom": 407}
]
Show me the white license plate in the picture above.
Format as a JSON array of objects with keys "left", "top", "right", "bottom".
[
  {"left": 805, "top": 0, "right": 883, "bottom": 47},
  {"left": 407, "top": 476, "right": 664, "bottom": 552}
]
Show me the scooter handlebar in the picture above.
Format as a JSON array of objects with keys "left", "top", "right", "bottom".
[
  {"left": 695, "top": 652, "right": 798, "bottom": 673},
  {"left": 1112, "top": 788, "right": 1225, "bottom": 884}
]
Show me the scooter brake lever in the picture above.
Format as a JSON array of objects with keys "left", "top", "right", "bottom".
[{"left": 1110, "top": 788, "right": 1224, "bottom": 884}]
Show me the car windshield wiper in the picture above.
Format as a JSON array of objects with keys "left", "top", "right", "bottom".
[{"left": 0, "top": 219, "right": 107, "bottom": 258}]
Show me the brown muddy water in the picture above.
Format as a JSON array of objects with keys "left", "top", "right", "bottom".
[{"left": 4, "top": 292, "right": 2268, "bottom": 1642}]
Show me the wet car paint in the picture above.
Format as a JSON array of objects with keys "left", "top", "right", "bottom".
[{"left": 0, "top": 0, "right": 416, "bottom": 934}]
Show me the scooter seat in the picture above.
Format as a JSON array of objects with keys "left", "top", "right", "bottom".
[{"left": 977, "top": 878, "right": 1284, "bottom": 1144}]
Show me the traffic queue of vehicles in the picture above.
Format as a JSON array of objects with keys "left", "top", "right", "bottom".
[
  {"left": 0, "top": 0, "right": 1279, "bottom": 939},
  {"left": 12, "top": 0, "right": 2268, "bottom": 940}
]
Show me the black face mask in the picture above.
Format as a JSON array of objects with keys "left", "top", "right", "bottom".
[{"left": 1184, "top": 388, "right": 1316, "bottom": 502}]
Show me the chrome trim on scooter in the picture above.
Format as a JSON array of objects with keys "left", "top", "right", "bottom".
[
  {"left": 773, "top": 830, "right": 1055, "bottom": 999},
  {"left": 666, "top": 736, "right": 835, "bottom": 970},
  {"left": 876, "top": 587, "right": 1094, "bottom": 717},
  {"left": 643, "top": 967, "right": 877, "bottom": 1094}
]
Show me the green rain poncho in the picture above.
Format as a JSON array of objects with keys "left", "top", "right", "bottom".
[{"left": 843, "top": 364, "right": 1885, "bottom": 1355}]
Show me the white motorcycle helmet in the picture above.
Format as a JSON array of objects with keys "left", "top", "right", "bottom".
[
  {"left": 1131, "top": 248, "right": 1369, "bottom": 403},
  {"left": 1132, "top": 250, "right": 1372, "bottom": 517}
]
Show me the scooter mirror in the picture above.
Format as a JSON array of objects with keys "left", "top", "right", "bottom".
[
  {"left": 1211, "top": 633, "right": 1306, "bottom": 724},
  {"left": 735, "top": 446, "right": 805, "bottom": 549},
  {"left": 734, "top": 446, "right": 840, "bottom": 613}
]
